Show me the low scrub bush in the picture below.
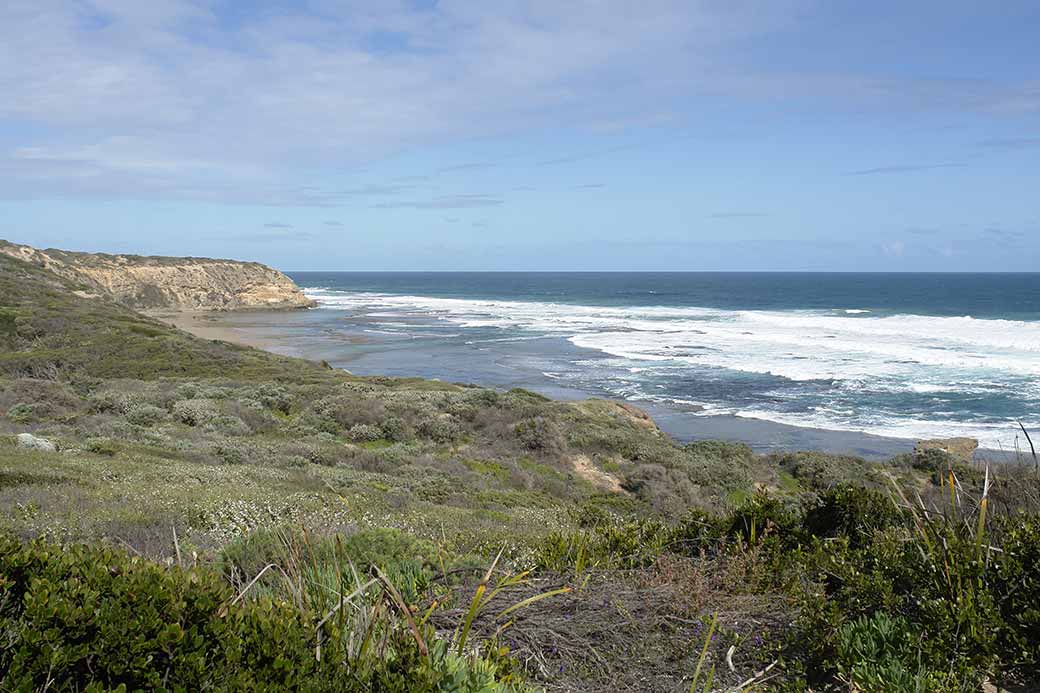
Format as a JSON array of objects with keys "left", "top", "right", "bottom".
[
  {"left": 348, "top": 423, "right": 385, "bottom": 443},
  {"left": 514, "top": 417, "right": 565, "bottom": 454},
  {"left": 89, "top": 389, "right": 133, "bottom": 414},
  {"left": 0, "top": 534, "right": 529, "bottom": 692},
  {"left": 251, "top": 383, "right": 293, "bottom": 414},
  {"left": 212, "top": 439, "right": 254, "bottom": 465},
  {"left": 803, "top": 485, "right": 902, "bottom": 548},
  {"left": 204, "top": 413, "right": 252, "bottom": 437},
  {"left": 381, "top": 416, "right": 415, "bottom": 443},
  {"left": 84, "top": 436, "right": 118, "bottom": 457},
  {"left": 417, "top": 414, "right": 463, "bottom": 444},
  {"left": 772, "top": 450, "right": 872, "bottom": 491},
  {"left": 4, "top": 402, "right": 37, "bottom": 423},
  {"left": 835, "top": 612, "right": 929, "bottom": 691},
  {"left": 0, "top": 379, "right": 81, "bottom": 419},
  {"left": 172, "top": 398, "right": 220, "bottom": 427},
  {"left": 621, "top": 463, "right": 703, "bottom": 515},
  {"left": 125, "top": 403, "right": 166, "bottom": 426},
  {"left": 790, "top": 475, "right": 1040, "bottom": 690}
]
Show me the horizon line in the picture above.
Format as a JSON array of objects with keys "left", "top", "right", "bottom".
[{"left": 284, "top": 269, "right": 1040, "bottom": 275}]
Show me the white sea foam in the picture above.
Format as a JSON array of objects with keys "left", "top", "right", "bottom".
[{"left": 305, "top": 288, "right": 1040, "bottom": 443}]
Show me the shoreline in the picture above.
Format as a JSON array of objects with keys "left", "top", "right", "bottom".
[
  {"left": 147, "top": 310, "right": 280, "bottom": 350},
  {"left": 154, "top": 307, "right": 995, "bottom": 461}
]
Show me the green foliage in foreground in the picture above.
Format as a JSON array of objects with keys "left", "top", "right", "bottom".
[
  {"left": 5, "top": 248, "right": 1040, "bottom": 690},
  {"left": 6, "top": 484, "right": 1040, "bottom": 691},
  {"left": 534, "top": 486, "right": 1040, "bottom": 691},
  {"left": 0, "top": 534, "right": 525, "bottom": 692}
]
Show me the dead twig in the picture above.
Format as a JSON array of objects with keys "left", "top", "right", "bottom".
[
  {"left": 731, "top": 659, "right": 779, "bottom": 691},
  {"left": 1018, "top": 421, "right": 1038, "bottom": 472}
]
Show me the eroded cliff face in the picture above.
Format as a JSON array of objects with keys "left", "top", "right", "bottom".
[{"left": 0, "top": 240, "right": 315, "bottom": 311}]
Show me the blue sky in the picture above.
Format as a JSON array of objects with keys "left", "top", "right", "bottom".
[{"left": 0, "top": 1, "right": 1037, "bottom": 271}]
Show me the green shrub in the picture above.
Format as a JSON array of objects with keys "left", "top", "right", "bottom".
[
  {"left": 5, "top": 402, "right": 37, "bottom": 422},
  {"left": 792, "top": 507, "right": 1006, "bottom": 689},
  {"left": 684, "top": 440, "right": 755, "bottom": 465},
  {"left": 204, "top": 414, "right": 251, "bottom": 437},
  {"left": 725, "top": 492, "right": 802, "bottom": 544},
  {"left": 620, "top": 463, "right": 701, "bottom": 514},
  {"left": 348, "top": 423, "right": 384, "bottom": 443},
  {"left": 341, "top": 528, "right": 439, "bottom": 571},
  {"left": 125, "top": 403, "right": 166, "bottom": 426},
  {"left": 0, "top": 535, "right": 527, "bottom": 692},
  {"left": 803, "top": 485, "right": 902, "bottom": 548},
  {"left": 89, "top": 390, "right": 132, "bottom": 414},
  {"left": 912, "top": 448, "right": 953, "bottom": 473},
  {"left": 212, "top": 439, "right": 250, "bottom": 465},
  {"left": 514, "top": 417, "right": 565, "bottom": 453},
  {"left": 0, "top": 307, "right": 17, "bottom": 340},
  {"left": 84, "top": 437, "right": 118, "bottom": 457},
  {"left": 382, "top": 416, "right": 415, "bottom": 443},
  {"left": 174, "top": 383, "right": 196, "bottom": 399},
  {"left": 835, "top": 612, "right": 926, "bottom": 691},
  {"left": 993, "top": 515, "right": 1040, "bottom": 664},
  {"left": 1, "top": 379, "right": 82, "bottom": 421},
  {"left": 172, "top": 398, "right": 219, "bottom": 427},
  {"left": 468, "top": 388, "right": 500, "bottom": 407},
  {"left": 773, "top": 450, "right": 871, "bottom": 491},
  {"left": 252, "top": 383, "right": 292, "bottom": 414},
  {"left": 0, "top": 535, "right": 348, "bottom": 691},
  {"left": 417, "top": 414, "right": 462, "bottom": 443}
]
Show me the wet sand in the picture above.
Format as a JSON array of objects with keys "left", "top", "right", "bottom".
[{"left": 146, "top": 310, "right": 279, "bottom": 350}]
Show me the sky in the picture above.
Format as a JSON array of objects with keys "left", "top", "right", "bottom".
[{"left": 0, "top": 0, "right": 1038, "bottom": 271}]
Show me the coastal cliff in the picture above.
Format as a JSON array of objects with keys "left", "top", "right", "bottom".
[{"left": 0, "top": 240, "right": 314, "bottom": 311}]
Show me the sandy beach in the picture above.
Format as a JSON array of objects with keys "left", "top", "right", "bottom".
[{"left": 146, "top": 310, "right": 279, "bottom": 350}]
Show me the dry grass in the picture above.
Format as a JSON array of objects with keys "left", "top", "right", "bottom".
[{"left": 431, "top": 567, "right": 790, "bottom": 692}]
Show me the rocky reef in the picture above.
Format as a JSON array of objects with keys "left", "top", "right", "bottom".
[{"left": 0, "top": 240, "right": 314, "bottom": 311}]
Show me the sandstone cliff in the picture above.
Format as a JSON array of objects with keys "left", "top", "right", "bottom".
[{"left": 0, "top": 240, "right": 315, "bottom": 311}]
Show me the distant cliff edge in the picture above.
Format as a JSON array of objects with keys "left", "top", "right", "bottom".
[{"left": 0, "top": 240, "right": 315, "bottom": 311}]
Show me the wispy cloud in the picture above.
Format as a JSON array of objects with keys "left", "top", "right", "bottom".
[
  {"left": 982, "top": 227, "right": 1025, "bottom": 242},
  {"left": 338, "top": 184, "right": 419, "bottom": 197},
  {"left": 437, "top": 162, "right": 497, "bottom": 173},
  {"left": 264, "top": 222, "right": 292, "bottom": 229},
  {"left": 324, "top": 220, "right": 343, "bottom": 227},
  {"left": 572, "top": 183, "right": 606, "bottom": 189},
  {"left": 847, "top": 163, "right": 962, "bottom": 176},
  {"left": 538, "top": 143, "right": 642, "bottom": 166},
  {"left": 373, "top": 194, "right": 503, "bottom": 209},
  {"left": 977, "top": 137, "right": 1040, "bottom": 149},
  {"left": 229, "top": 230, "right": 315, "bottom": 243},
  {"left": 2, "top": 2, "right": 1038, "bottom": 206}
]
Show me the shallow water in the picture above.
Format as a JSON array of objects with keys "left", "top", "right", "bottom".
[{"left": 242, "top": 271, "right": 1040, "bottom": 457}]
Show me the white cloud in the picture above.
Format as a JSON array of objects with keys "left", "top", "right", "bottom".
[
  {"left": 1, "top": 0, "right": 1036, "bottom": 204},
  {"left": 881, "top": 240, "right": 906, "bottom": 257}
]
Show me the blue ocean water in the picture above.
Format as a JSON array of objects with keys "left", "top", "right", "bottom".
[{"left": 289, "top": 272, "right": 1040, "bottom": 449}]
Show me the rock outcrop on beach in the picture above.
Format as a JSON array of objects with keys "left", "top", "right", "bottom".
[
  {"left": 0, "top": 240, "right": 314, "bottom": 311},
  {"left": 914, "top": 437, "right": 979, "bottom": 464}
]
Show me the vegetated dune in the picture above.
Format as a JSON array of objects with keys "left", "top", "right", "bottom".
[{"left": 2, "top": 248, "right": 1039, "bottom": 691}]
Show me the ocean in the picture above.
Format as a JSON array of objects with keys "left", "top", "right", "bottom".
[{"left": 262, "top": 272, "right": 1040, "bottom": 456}]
